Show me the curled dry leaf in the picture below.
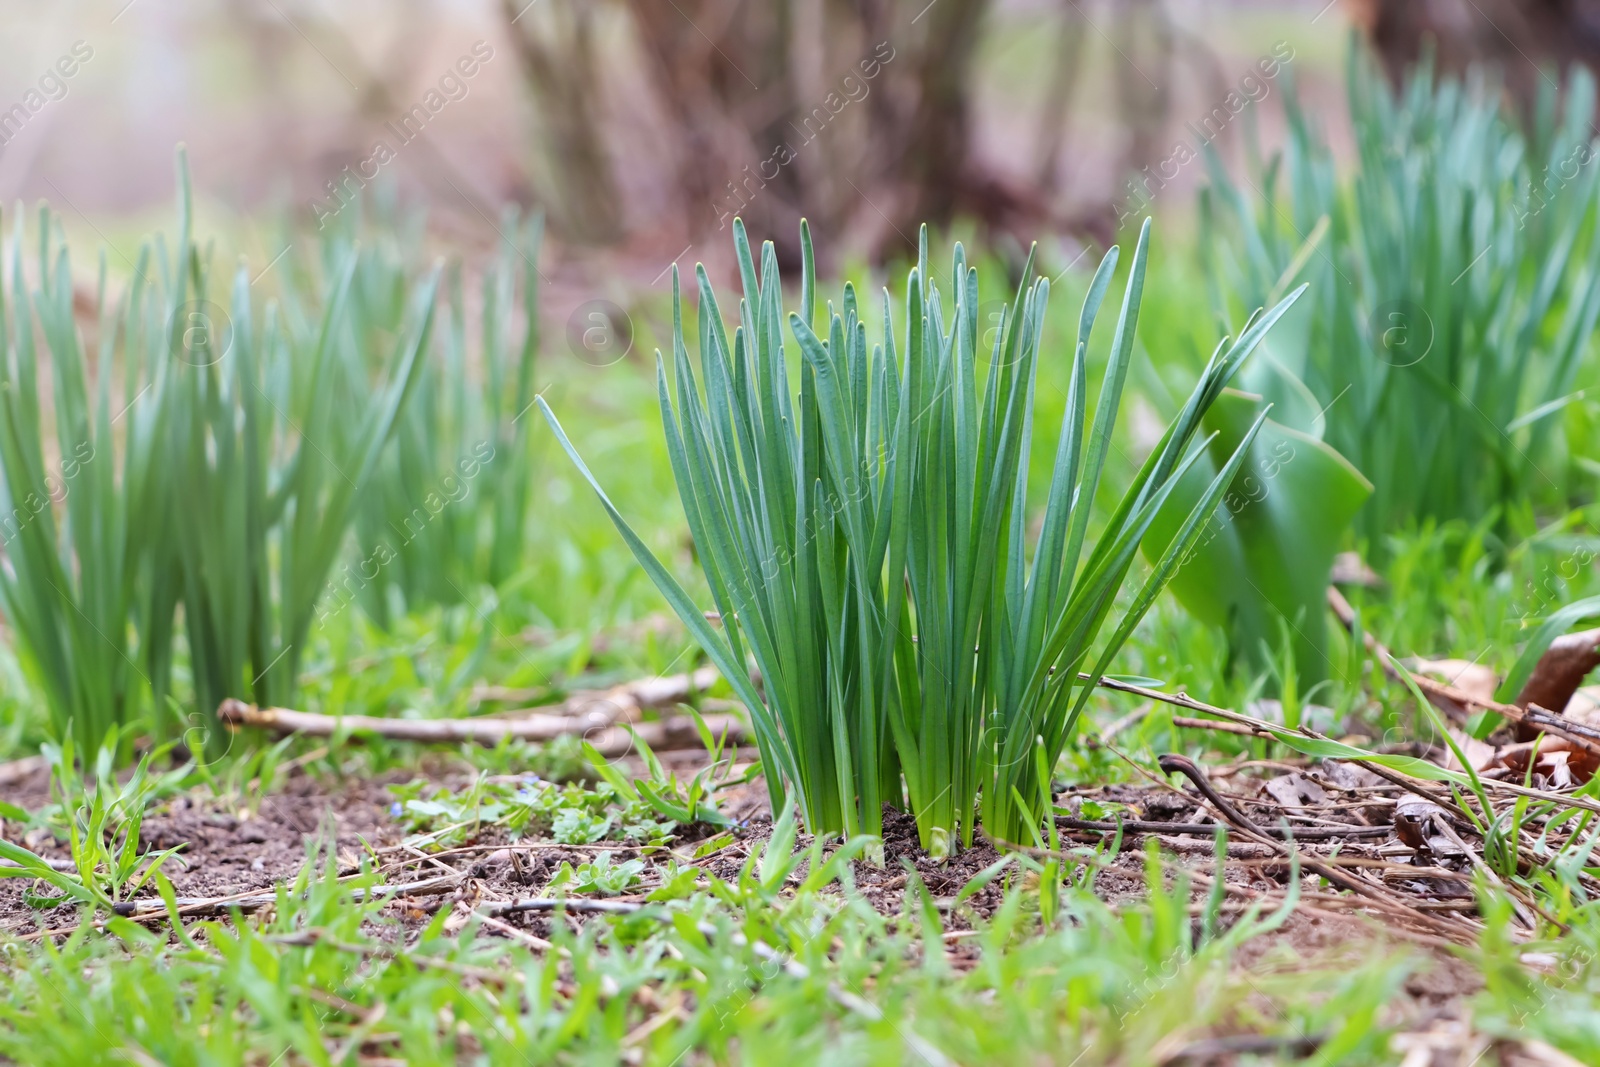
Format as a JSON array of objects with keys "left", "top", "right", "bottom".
[
  {"left": 1567, "top": 685, "right": 1600, "bottom": 718},
  {"left": 1409, "top": 658, "right": 1501, "bottom": 708},
  {"left": 1479, "top": 738, "right": 1600, "bottom": 789},
  {"left": 1442, "top": 727, "right": 1499, "bottom": 776},
  {"left": 1308, "top": 760, "right": 1385, "bottom": 793},
  {"left": 1263, "top": 773, "right": 1326, "bottom": 809},
  {"left": 1515, "top": 627, "right": 1600, "bottom": 737},
  {"left": 1393, "top": 797, "right": 1460, "bottom": 856},
  {"left": 1403, "top": 647, "right": 1600, "bottom": 785}
]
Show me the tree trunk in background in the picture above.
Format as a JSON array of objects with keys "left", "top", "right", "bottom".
[
  {"left": 537, "top": 0, "right": 1043, "bottom": 260},
  {"left": 892, "top": 0, "right": 990, "bottom": 248},
  {"left": 615, "top": 0, "right": 1023, "bottom": 263},
  {"left": 500, "top": 0, "right": 623, "bottom": 244},
  {"left": 1113, "top": 0, "right": 1174, "bottom": 201},
  {"left": 1350, "top": 0, "right": 1600, "bottom": 104},
  {"left": 623, "top": 0, "right": 804, "bottom": 257},
  {"left": 1033, "top": 1, "right": 1088, "bottom": 193},
  {"left": 497, "top": 0, "right": 1115, "bottom": 260}
]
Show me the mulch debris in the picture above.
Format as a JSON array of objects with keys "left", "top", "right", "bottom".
[{"left": 0, "top": 725, "right": 1588, "bottom": 1064}]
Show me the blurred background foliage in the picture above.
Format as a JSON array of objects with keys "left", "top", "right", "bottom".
[
  {"left": 2, "top": 1, "right": 1345, "bottom": 276},
  {"left": 11, "top": 1, "right": 1600, "bottom": 257},
  {"left": 0, "top": 0, "right": 1597, "bottom": 755}
]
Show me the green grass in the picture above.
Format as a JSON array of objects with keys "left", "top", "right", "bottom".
[
  {"left": 7, "top": 718, "right": 1600, "bottom": 1065},
  {"left": 0, "top": 755, "right": 1434, "bottom": 1067},
  {"left": 0, "top": 371, "right": 1596, "bottom": 1065},
  {"left": 0, "top": 201, "right": 164, "bottom": 761},
  {"left": 0, "top": 161, "right": 601, "bottom": 760}
]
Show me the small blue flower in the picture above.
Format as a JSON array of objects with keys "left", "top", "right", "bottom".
[{"left": 388, "top": 802, "right": 403, "bottom": 818}]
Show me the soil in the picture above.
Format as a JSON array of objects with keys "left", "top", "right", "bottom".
[
  {"left": 0, "top": 753, "right": 1493, "bottom": 1059},
  {"left": 0, "top": 767, "right": 410, "bottom": 936}
]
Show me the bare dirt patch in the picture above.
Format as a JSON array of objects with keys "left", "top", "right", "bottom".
[{"left": 0, "top": 753, "right": 1499, "bottom": 1041}]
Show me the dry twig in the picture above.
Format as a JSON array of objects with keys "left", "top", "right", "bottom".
[{"left": 218, "top": 700, "right": 744, "bottom": 755}]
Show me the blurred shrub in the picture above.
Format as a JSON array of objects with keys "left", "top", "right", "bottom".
[
  {"left": 1201, "top": 48, "right": 1600, "bottom": 555},
  {"left": 289, "top": 192, "right": 545, "bottom": 628}
]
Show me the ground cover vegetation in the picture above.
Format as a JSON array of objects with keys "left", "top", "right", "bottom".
[{"left": 0, "top": 43, "right": 1599, "bottom": 1066}]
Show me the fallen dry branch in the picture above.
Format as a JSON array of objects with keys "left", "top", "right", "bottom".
[
  {"left": 1095, "top": 672, "right": 1563, "bottom": 816},
  {"left": 1329, "top": 588, "right": 1525, "bottom": 714},
  {"left": 0, "top": 854, "right": 76, "bottom": 872},
  {"left": 1170, "top": 715, "right": 1267, "bottom": 737},
  {"left": 1158, "top": 755, "right": 1405, "bottom": 903},
  {"left": 107, "top": 872, "right": 465, "bottom": 918},
  {"left": 490, "top": 666, "right": 723, "bottom": 721},
  {"left": 217, "top": 699, "right": 747, "bottom": 755},
  {"left": 1055, "top": 816, "right": 1389, "bottom": 841},
  {"left": 1327, "top": 586, "right": 1512, "bottom": 717},
  {"left": 1328, "top": 586, "right": 1600, "bottom": 792},
  {"left": 1177, "top": 863, "right": 1474, "bottom": 952},
  {"left": 1159, "top": 778, "right": 1481, "bottom": 947},
  {"left": 1090, "top": 670, "right": 1600, "bottom": 910},
  {"left": 1081, "top": 680, "right": 1535, "bottom": 943},
  {"left": 1012, "top": 823, "right": 1483, "bottom": 950},
  {"left": 16, "top": 872, "right": 469, "bottom": 942},
  {"left": 480, "top": 897, "right": 649, "bottom": 917},
  {"left": 0, "top": 754, "right": 46, "bottom": 789}
]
